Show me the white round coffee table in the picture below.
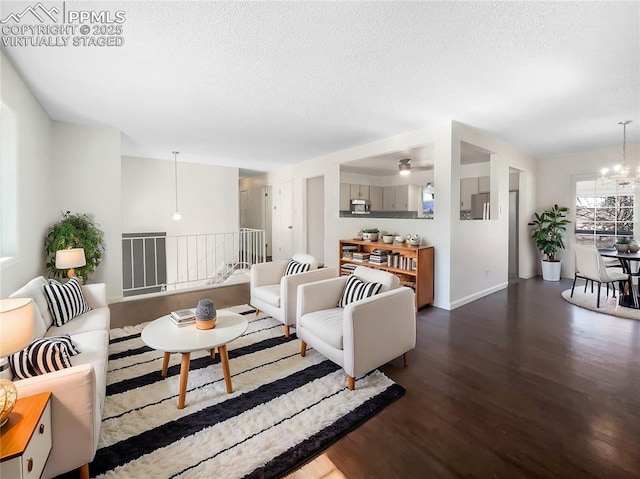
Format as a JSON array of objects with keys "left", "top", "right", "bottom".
[{"left": 141, "top": 310, "right": 248, "bottom": 409}]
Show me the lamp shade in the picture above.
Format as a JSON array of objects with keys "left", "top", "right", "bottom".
[
  {"left": 0, "top": 298, "right": 35, "bottom": 357},
  {"left": 55, "top": 248, "right": 86, "bottom": 269}
]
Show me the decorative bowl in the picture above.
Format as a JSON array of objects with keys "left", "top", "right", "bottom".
[
  {"left": 616, "top": 244, "right": 630, "bottom": 253},
  {"left": 382, "top": 235, "right": 394, "bottom": 244},
  {"left": 394, "top": 236, "right": 405, "bottom": 243},
  {"left": 630, "top": 244, "right": 640, "bottom": 253}
]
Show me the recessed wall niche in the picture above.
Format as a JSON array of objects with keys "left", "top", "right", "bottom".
[
  {"left": 339, "top": 144, "right": 435, "bottom": 219},
  {"left": 459, "top": 142, "right": 492, "bottom": 221}
]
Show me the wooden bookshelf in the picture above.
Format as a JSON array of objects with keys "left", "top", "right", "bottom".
[{"left": 339, "top": 238, "right": 434, "bottom": 310}]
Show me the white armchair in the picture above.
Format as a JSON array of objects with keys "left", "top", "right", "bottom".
[
  {"left": 296, "top": 266, "right": 416, "bottom": 390},
  {"left": 250, "top": 254, "right": 337, "bottom": 336}
]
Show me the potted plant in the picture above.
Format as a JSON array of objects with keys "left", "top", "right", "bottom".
[
  {"left": 45, "top": 211, "right": 105, "bottom": 282},
  {"left": 527, "top": 204, "right": 570, "bottom": 281},
  {"left": 361, "top": 228, "right": 380, "bottom": 242}
]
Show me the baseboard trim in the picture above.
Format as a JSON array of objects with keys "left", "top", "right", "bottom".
[{"left": 449, "top": 282, "right": 509, "bottom": 310}]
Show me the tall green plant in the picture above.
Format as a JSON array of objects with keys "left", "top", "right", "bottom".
[
  {"left": 527, "top": 205, "right": 570, "bottom": 262},
  {"left": 45, "top": 211, "right": 105, "bottom": 281}
]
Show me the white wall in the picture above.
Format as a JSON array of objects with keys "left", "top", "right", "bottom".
[
  {"left": 249, "top": 121, "right": 539, "bottom": 310},
  {"left": 52, "top": 122, "right": 123, "bottom": 300},
  {"left": 263, "top": 122, "right": 454, "bottom": 308},
  {"left": 537, "top": 144, "right": 640, "bottom": 278},
  {"left": 1, "top": 53, "right": 125, "bottom": 301},
  {"left": 306, "top": 176, "right": 325, "bottom": 263},
  {"left": 0, "top": 52, "right": 54, "bottom": 297},
  {"left": 122, "top": 156, "right": 239, "bottom": 236},
  {"left": 450, "top": 122, "right": 539, "bottom": 308}
]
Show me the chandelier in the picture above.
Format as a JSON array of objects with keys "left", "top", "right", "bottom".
[{"left": 600, "top": 120, "right": 636, "bottom": 187}]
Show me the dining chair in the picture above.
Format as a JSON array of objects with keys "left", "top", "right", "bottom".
[{"left": 572, "top": 245, "right": 628, "bottom": 307}]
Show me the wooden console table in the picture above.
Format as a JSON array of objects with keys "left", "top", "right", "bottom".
[{"left": 339, "top": 238, "right": 434, "bottom": 310}]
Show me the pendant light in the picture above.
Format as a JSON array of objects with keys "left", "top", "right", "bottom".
[{"left": 172, "top": 151, "right": 181, "bottom": 220}]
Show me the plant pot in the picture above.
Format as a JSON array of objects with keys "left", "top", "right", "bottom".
[
  {"left": 196, "top": 318, "right": 216, "bottom": 330},
  {"left": 630, "top": 245, "right": 640, "bottom": 253},
  {"left": 541, "top": 260, "right": 561, "bottom": 281},
  {"left": 361, "top": 233, "right": 378, "bottom": 242}
]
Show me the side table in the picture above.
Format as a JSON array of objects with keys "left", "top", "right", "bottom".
[{"left": 0, "top": 391, "right": 52, "bottom": 479}]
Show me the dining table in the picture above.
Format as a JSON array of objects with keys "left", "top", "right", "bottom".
[{"left": 599, "top": 249, "right": 640, "bottom": 308}]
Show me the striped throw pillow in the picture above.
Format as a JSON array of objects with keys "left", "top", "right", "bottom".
[
  {"left": 284, "top": 259, "right": 311, "bottom": 276},
  {"left": 337, "top": 274, "right": 383, "bottom": 308},
  {"left": 9, "top": 336, "right": 78, "bottom": 379},
  {"left": 43, "top": 277, "right": 91, "bottom": 327}
]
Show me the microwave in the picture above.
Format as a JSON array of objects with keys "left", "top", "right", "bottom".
[{"left": 350, "top": 199, "right": 371, "bottom": 215}]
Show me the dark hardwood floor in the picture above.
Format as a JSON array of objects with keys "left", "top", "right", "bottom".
[
  {"left": 59, "top": 278, "right": 639, "bottom": 479},
  {"left": 289, "top": 278, "right": 640, "bottom": 479}
]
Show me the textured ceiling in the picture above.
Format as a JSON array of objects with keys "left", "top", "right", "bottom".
[{"left": 2, "top": 1, "right": 639, "bottom": 172}]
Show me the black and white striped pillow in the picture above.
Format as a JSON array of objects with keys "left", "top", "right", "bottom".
[
  {"left": 47, "top": 333, "right": 81, "bottom": 356},
  {"left": 9, "top": 336, "right": 77, "bottom": 379},
  {"left": 43, "top": 277, "right": 91, "bottom": 327},
  {"left": 337, "top": 274, "right": 383, "bottom": 308},
  {"left": 284, "top": 259, "right": 311, "bottom": 276}
]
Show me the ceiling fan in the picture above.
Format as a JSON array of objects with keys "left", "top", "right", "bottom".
[{"left": 398, "top": 158, "right": 433, "bottom": 176}]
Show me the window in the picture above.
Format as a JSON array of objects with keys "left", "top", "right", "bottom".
[
  {"left": 422, "top": 184, "right": 434, "bottom": 219},
  {"left": 575, "top": 180, "right": 635, "bottom": 248},
  {"left": 0, "top": 101, "right": 17, "bottom": 262}
]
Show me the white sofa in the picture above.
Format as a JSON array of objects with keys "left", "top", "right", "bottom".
[
  {"left": 297, "top": 266, "right": 416, "bottom": 390},
  {"left": 9, "top": 276, "right": 110, "bottom": 479}
]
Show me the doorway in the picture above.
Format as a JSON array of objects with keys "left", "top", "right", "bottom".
[
  {"left": 262, "top": 186, "right": 272, "bottom": 259},
  {"left": 276, "top": 180, "right": 294, "bottom": 259},
  {"left": 306, "top": 176, "right": 325, "bottom": 264},
  {"left": 508, "top": 189, "right": 519, "bottom": 283}
]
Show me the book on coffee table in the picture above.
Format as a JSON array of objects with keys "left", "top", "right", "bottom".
[
  {"left": 170, "top": 316, "right": 195, "bottom": 327},
  {"left": 170, "top": 309, "right": 195, "bottom": 322}
]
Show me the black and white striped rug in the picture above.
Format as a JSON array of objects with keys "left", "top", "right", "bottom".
[{"left": 90, "top": 305, "right": 405, "bottom": 478}]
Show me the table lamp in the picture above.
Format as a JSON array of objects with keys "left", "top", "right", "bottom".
[
  {"left": 0, "top": 298, "right": 35, "bottom": 427},
  {"left": 55, "top": 248, "right": 86, "bottom": 279}
]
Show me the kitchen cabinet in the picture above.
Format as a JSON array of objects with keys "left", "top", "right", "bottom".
[
  {"left": 369, "top": 186, "right": 383, "bottom": 211},
  {"left": 478, "top": 176, "right": 490, "bottom": 193},
  {"left": 339, "top": 238, "right": 434, "bottom": 310},
  {"left": 460, "top": 177, "right": 479, "bottom": 210},
  {"left": 339, "top": 183, "right": 351, "bottom": 211},
  {"left": 350, "top": 184, "right": 370, "bottom": 200},
  {"left": 382, "top": 185, "right": 421, "bottom": 211},
  {"left": 383, "top": 186, "right": 395, "bottom": 210}
]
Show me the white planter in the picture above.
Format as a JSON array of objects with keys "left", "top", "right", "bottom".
[{"left": 541, "top": 260, "right": 561, "bottom": 281}]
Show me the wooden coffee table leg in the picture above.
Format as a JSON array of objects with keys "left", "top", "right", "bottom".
[
  {"left": 178, "top": 352, "right": 191, "bottom": 409},
  {"left": 218, "top": 345, "right": 233, "bottom": 393},
  {"left": 161, "top": 352, "right": 170, "bottom": 377}
]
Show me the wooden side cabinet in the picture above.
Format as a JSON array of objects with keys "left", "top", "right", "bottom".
[
  {"left": 0, "top": 391, "right": 52, "bottom": 479},
  {"left": 339, "top": 239, "right": 434, "bottom": 310}
]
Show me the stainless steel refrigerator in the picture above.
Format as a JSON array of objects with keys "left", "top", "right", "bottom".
[{"left": 471, "top": 193, "right": 490, "bottom": 219}]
